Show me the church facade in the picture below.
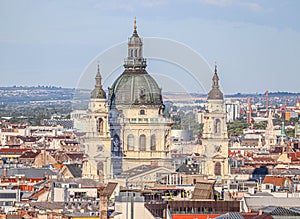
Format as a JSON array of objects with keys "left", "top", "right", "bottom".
[
  {"left": 200, "top": 65, "right": 229, "bottom": 179},
  {"left": 82, "top": 19, "right": 230, "bottom": 181},
  {"left": 107, "top": 19, "right": 173, "bottom": 175},
  {"left": 83, "top": 65, "right": 112, "bottom": 181}
]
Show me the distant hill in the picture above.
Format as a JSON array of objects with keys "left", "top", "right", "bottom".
[
  {"left": 0, "top": 86, "right": 299, "bottom": 104},
  {"left": 0, "top": 86, "right": 90, "bottom": 103}
]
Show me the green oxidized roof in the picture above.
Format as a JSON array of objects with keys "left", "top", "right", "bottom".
[{"left": 110, "top": 69, "right": 162, "bottom": 106}]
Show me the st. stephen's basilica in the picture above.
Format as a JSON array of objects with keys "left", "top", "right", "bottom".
[{"left": 81, "top": 19, "right": 229, "bottom": 182}]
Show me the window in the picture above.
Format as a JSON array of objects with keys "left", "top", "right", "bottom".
[
  {"left": 127, "top": 134, "right": 134, "bottom": 151},
  {"left": 135, "top": 49, "right": 138, "bottom": 57},
  {"left": 139, "top": 134, "right": 146, "bottom": 151},
  {"left": 214, "top": 162, "right": 221, "bottom": 176},
  {"left": 151, "top": 134, "right": 156, "bottom": 151},
  {"left": 140, "top": 109, "right": 145, "bottom": 115},
  {"left": 97, "top": 118, "right": 103, "bottom": 135},
  {"left": 229, "top": 184, "right": 238, "bottom": 190},
  {"left": 0, "top": 193, "right": 16, "bottom": 199},
  {"left": 214, "top": 119, "right": 221, "bottom": 135}
]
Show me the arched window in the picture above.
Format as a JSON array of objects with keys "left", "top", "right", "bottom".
[
  {"left": 97, "top": 161, "right": 104, "bottom": 176},
  {"left": 135, "top": 49, "right": 138, "bottom": 57},
  {"left": 214, "top": 119, "right": 221, "bottom": 135},
  {"left": 97, "top": 118, "right": 103, "bottom": 135},
  {"left": 130, "top": 49, "right": 133, "bottom": 57},
  {"left": 139, "top": 134, "right": 146, "bottom": 151},
  {"left": 151, "top": 134, "right": 156, "bottom": 151},
  {"left": 127, "top": 134, "right": 134, "bottom": 151},
  {"left": 214, "top": 162, "right": 221, "bottom": 176}
]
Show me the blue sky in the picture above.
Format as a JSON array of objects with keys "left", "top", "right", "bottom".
[{"left": 0, "top": 0, "right": 299, "bottom": 93}]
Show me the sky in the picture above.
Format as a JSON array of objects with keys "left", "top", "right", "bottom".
[{"left": 0, "top": 0, "right": 300, "bottom": 94}]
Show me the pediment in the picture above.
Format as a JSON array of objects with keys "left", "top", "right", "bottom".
[{"left": 212, "top": 154, "right": 226, "bottom": 159}]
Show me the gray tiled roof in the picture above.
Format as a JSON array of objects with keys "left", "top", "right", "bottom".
[
  {"left": 55, "top": 178, "right": 104, "bottom": 187},
  {"left": 251, "top": 192, "right": 274, "bottom": 197},
  {"left": 103, "top": 182, "right": 118, "bottom": 197},
  {"left": 29, "top": 201, "right": 99, "bottom": 212},
  {"left": 245, "top": 197, "right": 300, "bottom": 210},
  {"left": 0, "top": 168, "right": 55, "bottom": 178},
  {"left": 66, "top": 164, "right": 82, "bottom": 178},
  {"left": 262, "top": 206, "right": 300, "bottom": 216},
  {"left": 115, "top": 165, "right": 165, "bottom": 179},
  {"left": 215, "top": 212, "right": 244, "bottom": 219},
  {"left": 290, "top": 207, "right": 300, "bottom": 214},
  {"left": 176, "top": 163, "right": 199, "bottom": 174}
]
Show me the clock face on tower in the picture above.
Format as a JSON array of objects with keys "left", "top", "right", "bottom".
[
  {"left": 97, "top": 144, "right": 104, "bottom": 152},
  {"left": 214, "top": 145, "right": 221, "bottom": 153}
]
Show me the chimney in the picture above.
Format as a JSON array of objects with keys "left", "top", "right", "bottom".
[
  {"left": 266, "top": 90, "right": 268, "bottom": 109},
  {"left": 246, "top": 98, "right": 252, "bottom": 124}
]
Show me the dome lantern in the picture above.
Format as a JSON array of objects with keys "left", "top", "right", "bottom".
[
  {"left": 109, "top": 19, "right": 162, "bottom": 107},
  {"left": 124, "top": 17, "right": 147, "bottom": 70}
]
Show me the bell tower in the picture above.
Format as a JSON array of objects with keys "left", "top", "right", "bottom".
[
  {"left": 264, "top": 109, "right": 276, "bottom": 148},
  {"left": 201, "top": 64, "right": 229, "bottom": 180},
  {"left": 83, "top": 64, "right": 112, "bottom": 182}
]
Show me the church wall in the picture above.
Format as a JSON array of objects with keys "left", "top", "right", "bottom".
[{"left": 201, "top": 66, "right": 229, "bottom": 179}]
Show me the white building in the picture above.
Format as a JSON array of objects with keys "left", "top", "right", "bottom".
[{"left": 225, "top": 100, "right": 241, "bottom": 122}]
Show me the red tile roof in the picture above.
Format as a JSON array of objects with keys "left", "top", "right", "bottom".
[
  {"left": 287, "top": 152, "right": 300, "bottom": 161},
  {"left": 263, "top": 176, "right": 290, "bottom": 187},
  {"left": 19, "top": 151, "right": 39, "bottom": 159}
]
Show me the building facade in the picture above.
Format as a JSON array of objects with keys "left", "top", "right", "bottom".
[
  {"left": 225, "top": 100, "right": 241, "bottom": 122},
  {"left": 83, "top": 65, "right": 112, "bottom": 181},
  {"left": 264, "top": 110, "right": 276, "bottom": 148},
  {"left": 108, "top": 19, "right": 173, "bottom": 175},
  {"left": 201, "top": 65, "right": 229, "bottom": 179}
]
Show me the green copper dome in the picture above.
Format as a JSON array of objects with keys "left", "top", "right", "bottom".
[
  {"left": 109, "top": 18, "right": 162, "bottom": 107},
  {"left": 110, "top": 69, "right": 162, "bottom": 106}
]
